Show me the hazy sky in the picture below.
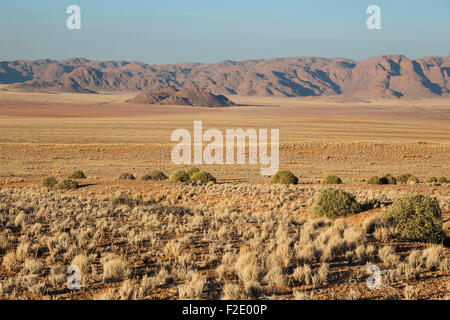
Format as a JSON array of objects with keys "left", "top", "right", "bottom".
[{"left": 1, "top": 0, "right": 449, "bottom": 64}]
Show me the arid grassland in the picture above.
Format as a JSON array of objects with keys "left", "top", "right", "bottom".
[
  {"left": 0, "top": 184, "right": 448, "bottom": 300},
  {"left": 0, "top": 91, "right": 449, "bottom": 300}
]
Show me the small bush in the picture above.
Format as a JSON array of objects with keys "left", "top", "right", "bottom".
[
  {"left": 383, "top": 193, "right": 444, "bottom": 243},
  {"left": 427, "top": 177, "right": 438, "bottom": 183},
  {"left": 56, "top": 179, "right": 78, "bottom": 190},
  {"left": 366, "top": 176, "right": 384, "bottom": 185},
  {"left": 270, "top": 171, "right": 298, "bottom": 185},
  {"left": 118, "top": 173, "right": 136, "bottom": 180},
  {"left": 68, "top": 170, "right": 86, "bottom": 179},
  {"left": 407, "top": 176, "right": 420, "bottom": 185},
  {"left": 42, "top": 176, "right": 58, "bottom": 188},
  {"left": 313, "top": 188, "right": 361, "bottom": 218},
  {"left": 322, "top": 175, "right": 342, "bottom": 184},
  {"left": 382, "top": 174, "right": 397, "bottom": 185},
  {"left": 190, "top": 171, "right": 216, "bottom": 185},
  {"left": 170, "top": 170, "right": 190, "bottom": 183},
  {"left": 396, "top": 174, "right": 413, "bottom": 184},
  {"left": 437, "top": 176, "right": 448, "bottom": 184},
  {"left": 142, "top": 171, "right": 168, "bottom": 181},
  {"left": 187, "top": 167, "right": 201, "bottom": 178}
]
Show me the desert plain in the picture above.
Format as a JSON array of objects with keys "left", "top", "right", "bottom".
[{"left": 0, "top": 87, "right": 449, "bottom": 300}]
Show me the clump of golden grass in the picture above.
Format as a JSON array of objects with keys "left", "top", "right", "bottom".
[
  {"left": 178, "top": 272, "right": 205, "bottom": 299},
  {"left": 102, "top": 256, "right": 130, "bottom": 282}
]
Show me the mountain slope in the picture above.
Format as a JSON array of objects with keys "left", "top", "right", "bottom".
[
  {"left": 127, "top": 87, "right": 235, "bottom": 107},
  {"left": 1, "top": 55, "right": 449, "bottom": 98}
]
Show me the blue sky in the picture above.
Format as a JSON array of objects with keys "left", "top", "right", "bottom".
[{"left": 0, "top": 0, "right": 449, "bottom": 64}]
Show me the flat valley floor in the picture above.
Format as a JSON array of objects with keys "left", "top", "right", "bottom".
[
  {"left": 0, "top": 88, "right": 448, "bottom": 300},
  {"left": 0, "top": 90, "right": 449, "bottom": 182}
]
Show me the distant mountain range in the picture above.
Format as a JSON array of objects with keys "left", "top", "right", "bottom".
[{"left": 1, "top": 55, "right": 449, "bottom": 98}]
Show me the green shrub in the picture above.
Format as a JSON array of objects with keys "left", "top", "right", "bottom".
[
  {"left": 437, "top": 176, "right": 448, "bottom": 184},
  {"left": 118, "top": 173, "right": 136, "bottom": 180},
  {"left": 322, "top": 175, "right": 342, "bottom": 184},
  {"left": 382, "top": 174, "right": 397, "bottom": 185},
  {"left": 366, "top": 176, "right": 382, "bottom": 185},
  {"left": 187, "top": 167, "right": 201, "bottom": 178},
  {"left": 142, "top": 171, "right": 168, "bottom": 181},
  {"left": 270, "top": 171, "right": 298, "bottom": 185},
  {"left": 68, "top": 170, "right": 86, "bottom": 179},
  {"left": 396, "top": 174, "right": 412, "bottom": 184},
  {"left": 190, "top": 171, "right": 216, "bottom": 185},
  {"left": 426, "top": 177, "right": 438, "bottom": 183},
  {"left": 169, "top": 170, "right": 190, "bottom": 183},
  {"left": 383, "top": 193, "right": 444, "bottom": 243},
  {"left": 367, "top": 176, "right": 391, "bottom": 185},
  {"left": 56, "top": 179, "right": 78, "bottom": 190},
  {"left": 407, "top": 176, "right": 420, "bottom": 185},
  {"left": 313, "top": 188, "right": 361, "bottom": 218},
  {"left": 42, "top": 176, "right": 58, "bottom": 188}
]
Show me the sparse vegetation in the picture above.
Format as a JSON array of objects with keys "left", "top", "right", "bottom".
[
  {"left": 396, "top": 174, "right": 413, "bottom": 184},
  {"left": 102, "top": 257, "right": 130, "bottom": 282},
  {"left": 427, "top": 177, "right": 438, "bottom": 183},
  {"left": 42, "top": 176, "right": 58, "bottom": 188},
  {"left": 382, "top": 174, "right": 397, "bottom": 185},
  {"left": 119, "top": 173, "right": 136, "bottom": 180},
  {"left": 68, "top": 170, "right": 86, "bottom": 179},
  {"left": 142, "top": 171, "right": 168, "bottom": 181},
  {"left": 407, "top": 176, "right": 420, "bottom": 185},
  {"left": 187, "top": 167, "right": 201, "bottom": 178},
  {"left": 169, "top": 170, "right": 190, "bottom": 183},
  {"left": 366, "top": 176, "right": 387, "bottom": 185},
  {"left": 322, "top": 175, "right": 342, "bottom": 184},
  {"left": 437, "top": 176, "right": 448, "bottom": 184},
  {"left": 190, "top": 171, "right": 216, "bottom": 185},
  {"left": 383, "top": 193, "right": 444, "bottom": 243},
  {"left": 270, "top": 171, "right": 298, "bottom": 185},
  {"left": 0, "top": 85, "right": 449, "bottom": 301},
  {"left": 56, "top": 179, "right": 78, "bottom": 190},
  {"left": 0, "top": 184, "right": 447, "bottom": 300},
  {"left": 313, "top": 188, "right": 361, "bottom": 218}
]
